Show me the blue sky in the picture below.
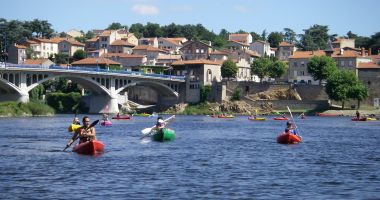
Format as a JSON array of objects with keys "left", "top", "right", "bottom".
[{"left": 2, "top": 0, "right": 379, "bottom": 37}]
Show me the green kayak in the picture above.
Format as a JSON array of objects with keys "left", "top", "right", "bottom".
[{"left": 151, "top": 128, "right": 176, "bottom": 141}]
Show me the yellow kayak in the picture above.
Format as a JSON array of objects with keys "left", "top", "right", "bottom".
[
  {"left": 248, "top": 116, "right": 266, "bottom": 121},
  {"left": 68, "top": 124, "right": 81, "bottom": 133},
  {"left": 367, "top": 117, "right": 377, "bottom": 121}
]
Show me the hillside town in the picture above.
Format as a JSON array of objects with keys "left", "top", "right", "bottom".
[{"left": 1, "top": 23, "right": 380, "bottom": 111}]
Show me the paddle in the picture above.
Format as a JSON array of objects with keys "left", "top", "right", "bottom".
[
  {"left": 141, "top": 115, "right": 176, "bottom": 138},
  {"left": 63, "top": 119, "right": 99, "bottom": 151},
  {"left": 287, "top": 106, "right": 301, "bottom": 137}
]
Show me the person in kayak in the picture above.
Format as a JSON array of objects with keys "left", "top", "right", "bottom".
[
  {"left": 102, "top": 113, "right": 109, "bottom": 122},
  {"left": 72, "top": 117, "right": 80, "bottom": 125},
  {"left": 356, "top": 110, "right": 360, "bottom": 119},
  {"left": 66, "top": 116, "right": 97, "bottom": 146},
  {"left": 285, "top": 121, "right": 297, "bottom": 135}
]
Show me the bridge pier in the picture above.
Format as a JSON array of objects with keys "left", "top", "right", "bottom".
[
  {"left": 18, "top": 92, "right": 30, "bottom": 103},
  {"left": 86, "top": 95, "right": 119, "bottom": 114}
]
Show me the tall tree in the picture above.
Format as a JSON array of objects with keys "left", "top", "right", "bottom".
[
  {"left": 261, "top": 29, "right": 267, "bottom": 41},
  {"left": 307, "top": 55, "right": 337, "bottom": 85},
  {"left": 348, "top": 82, "right": 368, "bottom": 109},
  {"left": 129, "top": 23, "right": 144, "bottom": 38},
  {"left": 267, "top": 32, "right": 283, "bottom": 48},
  {"left": 283, "top": 28, "right": 297, "bottom": 44},
  {"left": 106, "top": 22, "right": 127, "bottom": 30},
  {"left": 143, "top": 22, "right": 162, "bottom": 37},
  {"left": 268, "top": 60, "right": 287, "bottom": 79},
  {"left": 221, "top": 59, "right": 237, "bottom": 80},
  {"left": 250, "top": 31, "right": 261, "bottom": 41},
  {"left": 326, "top": 69, "right": 360, "bottom": 109},
  {"left": 72, "top": 49, "right": 86, "bottom": 61},
  {"left": 219, "top": 29, "right": 229, "bottom": 40},
  {"left": 299, "top": 24, "right": 329, "bottom": 50},
  {"left": 250, "top": 57, "right": 271, "bottom": 82},
  {"left": 369, "top": 32, "right": 380, "bottom": 55}
]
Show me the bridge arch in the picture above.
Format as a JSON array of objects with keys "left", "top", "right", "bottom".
[
  {"left": 26, "top": 74, "right": 113, "bottom": 97},
  {"left": 115, "top": 80, "right": 179, "bottom": 97},
  {"left": 0, "top": 78, "right": 23, "bottom": 94}
]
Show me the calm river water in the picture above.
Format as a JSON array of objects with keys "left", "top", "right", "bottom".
[{"left": 0, "top": 114, "right": 379, "bottom": 199}]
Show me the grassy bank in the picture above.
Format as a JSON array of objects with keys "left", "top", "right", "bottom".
[{"left": 0, "top": 101, "right": 55, "bottom": 117}]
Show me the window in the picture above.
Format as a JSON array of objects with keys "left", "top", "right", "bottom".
[
  {"left": 349, "top": 61, "right": 353, "bottom": 66},
  {"left": 301, "top": 61, "right": 305, "bottom": 67},
  {"left": 201, "top": 49, "right": 204, "bottom": 53},
  {"left": 340, "top": 61, "right": 345, "bottom": 66},
  {"left": 196, "top": 49, "right": 199, "bottom": 53},
  {"left": 293, "top": 62, "right": 298, "bottom": 67}
]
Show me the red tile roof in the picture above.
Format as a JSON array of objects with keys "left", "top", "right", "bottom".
[
  {"left": 103, "top": 53, "right": 145, "bottom": 58},
  {"left": 357, "top": 62, "right": 380, "bottom": 69},
  {"left": 279, "top": 41, "right": 295, "bottom": 47},
  {"left": 24, "top": 59, "right": 52, "bottom": 65},
  {"left": 133, "top": 45, "right": 167, "bottom": 52},
  {"left": 110, "top": 40, "right": 136, "bottom": 46},
  {"left": 71, "top": 57, "right": 121, "bottom": 65},
  {"left": 172, "top": 59, "right": 223, "bottom": 66}
]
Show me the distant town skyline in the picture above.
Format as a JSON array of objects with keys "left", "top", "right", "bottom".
[{"left": 2, "top": 0, "right": 379, "bottom": 37}]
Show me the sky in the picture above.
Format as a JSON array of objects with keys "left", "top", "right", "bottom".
[{"left": 2, "top": 0, "right": 379, "bottom": 37}]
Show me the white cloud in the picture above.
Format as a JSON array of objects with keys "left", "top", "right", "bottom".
[
  {"left": 234, "top": 5, "right": 249, "bottom": 13},
  {"left": 132, "top": 4, "right": 159, "bottom": 15}
]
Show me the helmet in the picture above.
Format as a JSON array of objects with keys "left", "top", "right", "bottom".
[
  {"left": 158, "top": 119, "right": 164, "bottom": 124},
  {"left": 286, "top": 121, "right": 292, "bottom": 126}
]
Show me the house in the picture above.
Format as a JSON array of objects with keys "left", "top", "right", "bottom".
[
  {"left": 58, "top": 39, "right": 85, "bottom": 56},
  {"left": 277, "top": 42, "right": 296, "bottom": 61},
  {"left": 22, "top": 38, "right": 60, "bottom": 58},
  {"left": 158, "top": 37, "right": 187, "bottom": 54},
  {"left": 24, "top": 58, "right": 54, "bottom": 68},
  {"left": 86, "top": 49, "right": 107, "bottom": 58},
  {"left": 71, "top": 57, "right": 121, "bottom": 69},
  {"left": 171, "top": 59, "right": 223, "bottom": 103},
  {"left": 250, "top": 40, "right": 275, "bottom": 57},
  {"left": 102, "top": 53, "right": 147, "bottom": 70},
  {"left": 138, "top": 37, "right": 158, "bottom": 47},
  {"left": 65, "top": 29, "right": 83, "bottom": 38},
  {"left": 357, "top": 62, "right": 380, "bottom": 107},
  {"left": 180, "top": 41, "right": 212, "bottom": 60},
  {"left": 332, "top": 38, "right": 355, "bottom": 49},
  {"left": 210, "top": 50, "right": 230, "bottom": 61},
  {"left": 109, "top": 39, "right": 135, "bottom": 54},
  {"left": 227, "top": 40, "right": 250, "bottom": 51},
  {"left": 117, "top": 30, "right": 138, "bottom": 46},
  {"left": 156, "top": 54, "right": 182, "bottom": 66},
  {"left": 85, "top": 37, "right": 99, "bottom": 51},
  {"left": 287, "top": 48, "right": 372, "bottom": 84},
  {"left": 132, "top": 45, "right": 169, "bottom": 65},
  {"left": 8, "top": 44, "right": 27, "bottom": 64},
  {"left": 228, "top": 33, "right": 252, "bottom": 44}
]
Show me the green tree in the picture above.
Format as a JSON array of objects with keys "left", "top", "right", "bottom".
[
  {"left": 219, "top": 29, "right": 229, "bottom": 40},
  {"left": 49, "top": 53, "right": 69, "bottom": 65},
  {"left": 267, "top": 32, "right": 283, "bottom": 48},
  {"left": 299, "top": 24, "right": 329, "bottom": 50},
  {"left": 369, "top": 32, "right": 380, "bottom": 55},
  {"left": 200, "top": 85, "right": 211, "bottom": 103},
  {"left": 348, "top": 82, "right": 368, "bottom": 109},
  {"left": 250, "top": 57, "right": 271, "bottom": 82},
  {"left": 307, "top": 55, "right": 337, "bottom": 85},
  {"left": 144, "top": 22, "right": 162, "bottom": 37},
  {"left": 268, "top": 60, "right": 287, "bottom": 79},
  {"left": 250, "top": 31, "right": 261, "bottom": 41},
  {"left": 72, "top": 49, "right": 86, "bottom": 61},
  {"left": 261, "top": 29, "right": 267, "bottom": 41},
  {"left": 106, "top": 22, "right": 126, "bottom": 30},
  {"left": 326, "top": 70, "right": 358, "bottom": 109},
  {"left": 231, "top": 88, "right": 242, "bottom": 101},
  {"left": 85, "top": 30, "right": 95, "bottom": 39},
  {"left": 283, "top": 28, "right": 297, "bottom": 44},
  {"left": 221, "top": 59, "right": 238, "bottom": 80},
  {"left": 129, "top": 23, "right": 144, "bottom": 38}
]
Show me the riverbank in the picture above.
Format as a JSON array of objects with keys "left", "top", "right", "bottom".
[{"left": 0, "top": 101, "right": 55, "bottom": 117}]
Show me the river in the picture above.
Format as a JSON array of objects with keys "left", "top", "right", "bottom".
[{"left": 0, "top": 115, "right": 379, "bottom": 199}]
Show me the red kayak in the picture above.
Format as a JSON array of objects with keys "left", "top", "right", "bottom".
[
  {"left": 73, "top": 140, "right": 104, "bottom": 155},
  {"left": 277, "top": 132, "right": 302, "bottom": 144},
  {"left": 273, "top": 117, "right": 289, "bottom": 120},
  {"left": 316, "top": 113, "right": 341, "bottom": 117},
  {"left": 351, "top": 117, "right": 367, "bottom": 121},
  {"left": 101, "top": 120, "right": 112, "bottom": 126},
  {"left": 112, "top": 115, "right": 130, "bottom": 120}
]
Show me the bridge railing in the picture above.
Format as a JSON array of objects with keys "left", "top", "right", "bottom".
[{"left": 5, "top": 64, "right": 186, "bottom": 81}]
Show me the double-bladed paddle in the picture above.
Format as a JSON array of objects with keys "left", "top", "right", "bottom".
[
  {"left": 287, "top": 106, "right": 301, "bottom": 137},
  {"left": 141, "top": 115, "right": 175, "bottom": 138},
  {"left": 63, "top": 119, "right": 99, "bottom": 151}
]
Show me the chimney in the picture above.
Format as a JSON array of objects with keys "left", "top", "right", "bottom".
[
  {"left": 361, "top": 47, "right": 365, "bottom": 56},
  {"left": 368, "top": 48, "right": 372, "bottom": 56}
]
